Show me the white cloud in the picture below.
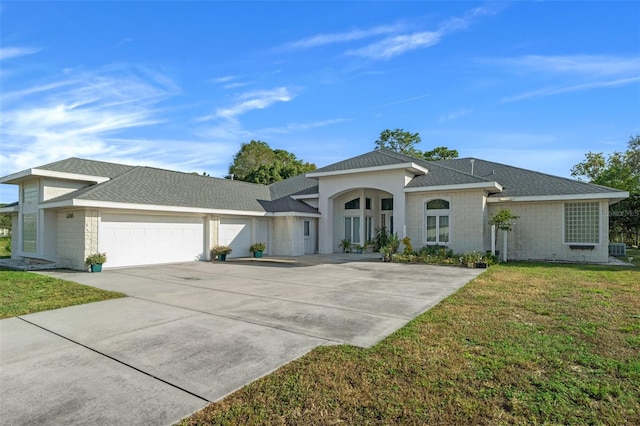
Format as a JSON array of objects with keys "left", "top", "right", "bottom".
[
  {"left": 282, "top": 24, "right": 405, "bottom": 50},
  {"left": 438, "top": 108, "right": 472, "bottom": 123},
  {"left": 211, "top": 87, "right": 295, "bottom": 120},
  {"left": 501, "top": 76, "right": 640, "bottom": 103},
  {"left": 0, "top": 46, "right": 41, "bottom": 60},
  {"left": 347, "top": 31, "right": 441, "bottom": 60},
  {"left": 0, "top": 65, "right": 179, "bottom": 176},
  {"left": 495, "top": 54, "right": 640, "bottom": 77},
  {"left": 255, "top": 118, "right": 351, "bottom": 135}
]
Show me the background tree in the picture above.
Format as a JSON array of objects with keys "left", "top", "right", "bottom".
[
  {"left": 374, "top": 128, "right": 459, "bottom": 161},
  {"left": 571, "top": 135, "right": 640, "bottom": 246},
  {"left": 227, "top": 140, "right": 316, "bottom": 184}
]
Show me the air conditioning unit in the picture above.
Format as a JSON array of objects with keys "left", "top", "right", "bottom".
[{"left": 608, "top": 243, "right": 626, "bottom": 256}]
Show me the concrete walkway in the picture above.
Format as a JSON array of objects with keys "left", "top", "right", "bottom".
[{"left": 1, "top": 257, "right": 483, "bottom": 425}]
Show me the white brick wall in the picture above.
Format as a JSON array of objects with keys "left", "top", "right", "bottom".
[
  {"left": 56, "top": 209, "right": 100, "bottom": 270},
  {"left": 406, "top": 190, "right": 486, "bottom": 254},
  {"left": 488, "top": 200, "right": 609, "bottom": 263}
]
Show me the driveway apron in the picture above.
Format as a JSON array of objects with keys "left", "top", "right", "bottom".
[{"left": 1, "top": 257, "right": 483, "bottom": 425}]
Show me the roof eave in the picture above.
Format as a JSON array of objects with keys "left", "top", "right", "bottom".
[
  {"left": 486, "top": 191, "right": 630, "bottom": 203},
  {"left": 404, "top": 181, "right": 503, "bottom": 193},
  {"left": 0, "top": 204, "right": 19, "bottom": 213},
  {"left": 0, "top": 168, "right": 110, "bottom": 185}
]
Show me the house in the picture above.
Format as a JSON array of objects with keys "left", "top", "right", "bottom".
[{"left": 0, "top": 149, "right": 628, "bottom": 269}]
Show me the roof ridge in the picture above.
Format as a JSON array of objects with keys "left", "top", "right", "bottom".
[{"left": 36, "top": 157, "right": 135, "bottom": 171}]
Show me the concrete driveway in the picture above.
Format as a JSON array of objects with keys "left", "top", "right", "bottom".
[{"left": 1, "top": 256, "right": 484, "bottom": 425}]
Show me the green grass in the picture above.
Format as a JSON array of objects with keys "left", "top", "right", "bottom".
[
  {"left": 184, "top": 263, "right": 640, "bottom": 425},
  {"left": 619, "top": 248, "right": 639, "bottom": 267},
  {"left": 0, "top": 270, "right": 124, "bottom": 319},
  {"left": 0, "top": 237, "right": 10, "bottom": 258}
]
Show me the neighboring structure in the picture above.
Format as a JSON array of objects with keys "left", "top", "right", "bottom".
[{"left": 0, "top": 149, "right": 628, "bottom": 269}]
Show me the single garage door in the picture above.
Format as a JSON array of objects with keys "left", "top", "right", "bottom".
[
  {"left": 99, "top": 213, "right": 205, "bottom": 268},
  {"left": 219, "top": 218, "right": 251, "bottom": 257}
]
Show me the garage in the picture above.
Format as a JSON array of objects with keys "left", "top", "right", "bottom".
[
  {"left": 99, "top": 213, "right": 205, "bottom": 268},
  {"left": 219, "top": 218, "right": 251, "bottom": 257}
]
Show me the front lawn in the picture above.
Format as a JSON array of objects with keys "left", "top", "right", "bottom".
[
  {"left": 0, "top": 270, "right": 124, "bottom": 319},
  {"left": 184, "top": 263, "right": 639, "bottom": 425}
]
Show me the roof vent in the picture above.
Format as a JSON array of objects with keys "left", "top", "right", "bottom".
[{"left": 470, "top": 159, "right": 475, "bottom": 175}]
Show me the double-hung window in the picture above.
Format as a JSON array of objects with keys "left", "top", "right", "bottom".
[{"left": 425, "top": 199, "right": 450, "bottom": 244}]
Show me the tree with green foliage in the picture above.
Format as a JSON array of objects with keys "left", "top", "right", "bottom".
[
  {"left": 571, "top": 135, "right": 640, "bottom": 246},
  {"left": 374, "top": 128, "right": 458, "bottom": 161},
  {"left": 227, "top": 140, "right": 316, "bottom": 185}
]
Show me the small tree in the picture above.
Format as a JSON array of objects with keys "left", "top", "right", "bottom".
[{"left": 489, "top": 209, "right": 520, "bottom": 261}]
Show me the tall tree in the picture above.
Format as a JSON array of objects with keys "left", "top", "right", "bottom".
[
  {"left": 227, "top": 140, "right": 316, "bottom": 185},
  {"left": 423, "top": 146, "right": 459, "bottom": 161},
  {"left": 571, "top": 135, "right": 640, "bottom": 246},
  {"left": 374, "top": 128, "right": 459, "bottom": 161},
  {"left": 374, "top": 129, "right": 421, "bottom": 156}
]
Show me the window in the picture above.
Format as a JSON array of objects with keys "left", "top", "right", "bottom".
[
  {"left": 425, "top": 199, "right": 450, "bottom": 244},
  {"left": 365, "top": 198, "right": 372, "bottom": 210},
  {"left": 565, "top": 202, "right": 600, "bottom": 244},
  {"left": 22, "top": 213, "right": 37, "bottom": 253},
  {"left": 304, "top": 220, "right": 310, "bottom": 237},
  {"left": 381, "top": 198, "right": 393, "bottom": 211},
  {"left": 365, "top": 216, "right": 373, "bottom": 241},
  {"left": 345, "top": 198, "right": 360, "bottom": 210},
  {"left": 345, "top": 216, "right": 361, "bottom": 243}
]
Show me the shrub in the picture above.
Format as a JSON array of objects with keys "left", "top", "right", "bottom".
[
  {"left": 85, "top": 252, "right": 107, "bottom": 265},
  {"left": 250, "top": 242, "right": 266, "bottom": 252},
  {"left": 211, "top": 245, "right": 232, "bottom": 256}
]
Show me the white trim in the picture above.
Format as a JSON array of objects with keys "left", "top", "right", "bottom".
[
  {"left": 487, "top": 191, "right": 628, "bottom": 203},
  {"left": 291, "top": 193, "right": 319, "bottom": 200},
  {"left": 423, "top": 197, "right": 451, "bottom": 245},
  {"left": 0, "top": 168, "right": 110, "bottom": 184},
  {"left": 405, "top": 181, "right": 502, "bottom": 193},
  {"left": 39, "top": 198, "right": 321, "bottom": 218},
  {"left": 306, "top": 162, "right": 428, "bottom": 178}
]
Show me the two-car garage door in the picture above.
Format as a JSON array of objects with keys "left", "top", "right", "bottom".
[{"left": 99, "top": 213, "right": 205, "bottom": 268}]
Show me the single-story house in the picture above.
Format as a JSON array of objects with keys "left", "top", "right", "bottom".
[{"left": 0, "top": 149, "right": 628, "bottom": 269}]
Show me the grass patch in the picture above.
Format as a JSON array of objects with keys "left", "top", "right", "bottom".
[
  {"left": 183, "top": 263, "right": 640, "bottom": 425},
  {"left": 0, "top": 270, "right": 124, "bottom": 318},
  {"left": 0, "top": 237, "right": 10, "bottom": 258},
  {"left": 619, "top": 248, "right": 639, "bottom": 267}
]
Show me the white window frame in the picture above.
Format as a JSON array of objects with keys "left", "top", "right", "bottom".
[
  {"left": 563, "top": 201, "right": 601, "bottom": 245},
  {"left": 423, "top": 198, "right": 451, "bottom": 245},
  {"left": 344, "top": 216, "right": 361, "bottom": 244}
]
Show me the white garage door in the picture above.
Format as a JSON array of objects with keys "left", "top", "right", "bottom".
[
  {"left": 219, "top": 218, "right": 251, "bottom": 257},
  {"left": 99, "top": 213, "right": 205, "bottom": 268}
]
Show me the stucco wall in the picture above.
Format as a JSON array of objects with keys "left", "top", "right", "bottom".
[
  {"left": 42, "top": 178, "right": 89, "bottom": 201},
  {"left": 56, "top": 209, "right": 99, "bottom": 270},
  {"left": 406, "top": 190, "right": 486, "bottom": 254},
  {"left": 271, "top": 216, "right": 305, "bottom": 256},
  {"left": 488, "top": 200, "right": 610, "bottom": 263}
]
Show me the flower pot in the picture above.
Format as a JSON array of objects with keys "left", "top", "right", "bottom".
[
  {"left": 253, "top": 251, "right": 263, "bottom": 258},
  {"left": 475, "top": 262, "right": 487, "bottom": 268},
  {"left": 90, "top": 263, "right": 102, "bottom": 272},
  {"left": 218, "top": 254, "right": 227, "bottom": 261}
]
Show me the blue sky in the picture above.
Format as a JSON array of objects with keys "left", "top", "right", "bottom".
[{"left": 1, "top": 1, "right": 639, "bottom": 202}]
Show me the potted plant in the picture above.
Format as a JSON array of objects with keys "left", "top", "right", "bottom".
[
  {"left": 210, "top": 245, "right": 232, "bottom": 261},
  {"left": 353, "top": 244, "right": 364, "bottom": 254},
  {"left": 250, "top": 242, "right": 266, "bottom": 258},
  {"left": 339, "top": 238, "right": 351, "bottom": 253},
  {"left": 380, "top": 245, "right": 392, "bottom": 262},
  {"left": 85, "top": 252, "right": 107, "bottom": 272}
]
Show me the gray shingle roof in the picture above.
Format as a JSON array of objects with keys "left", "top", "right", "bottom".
[
  {"left": 436, "top": 158, "right": 622, "bottom": 197},
  {"left": 313, "top": 149, "right": 412, "bottom": 172},
  {"left": 36, "top": 157, "right": 135, "bottom": 178},
  {"left": 259, "top": 197, "right": 319, "bottom": 214},
  {"left": 269, "top": 174, "right": 318, "bottom": 199}
]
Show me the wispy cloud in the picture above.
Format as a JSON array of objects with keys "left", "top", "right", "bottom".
[
  {"left": 496, "top": 54, "right": 640, "bottom": 102},
  {"left": 198, "top": 87, "right": 296, "bottom": 121},
  {"left": 0, "top": 46, "right": 41, "bottom": 60},
  {"left": 438, "top": 108, "right": 472, "bottom": 123},
  {"left": 347, "top": 5, "right": 499, "bottom": 61},
  {"left": 255, "top": 118, "right": 351, "bottom": 135},
  {"left": 501, "top": 76, "right": 640, "bottom": 103},
  {"left": 495, "top": 55, "right": 640, "bottom": 77},
  {"left": 347, "top": 31, "right": 441, "bottom": 60},
  {"left": 281, "top": 24, "right": 405, "bottom": 50},
  {"left": 0, "top": 65, "right": 179, "bottom": 174},
  {"left": 354, "top": 93, "right": 429, "bottom": 112}
]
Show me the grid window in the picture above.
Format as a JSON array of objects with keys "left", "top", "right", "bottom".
[
  {"left": 425, "top": 199, "right": 450, "bottom": 244},
  {"left": 22, "top": 213, "right": 37, "bottom": 253},
  {"left": 564, "top": 202, "right": 600, "bottom": 244}
]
